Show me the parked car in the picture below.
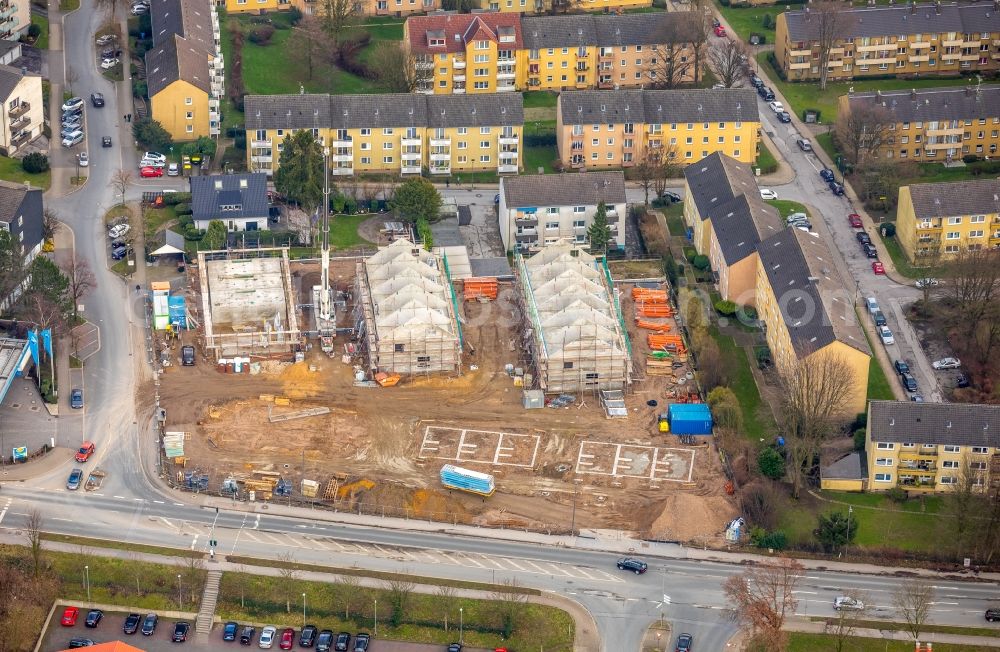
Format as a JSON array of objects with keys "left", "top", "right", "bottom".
[
  {"left": 78, "top": 152, "right": 89, "bottom": 167},
  {"left": 84, "top": 610, "right": 103, "bottom": 628},
  {"left": 834, "top": 596, "right": 865, "bottom": 611},
  {"left": 986, "top": 607, "right": 1000, "bottom": 622},
  {"left": 796, "top": 138, "right": 813, "bottom": 151},
  {"left": 96, "top": 34, "right": 115, "bottom": 45},
  {"left": 259, "top": 626, "right": 277, "bottom": 649},
  {"left": 660, "top": 190, "right": 682, "bottom": 203},
  {"left": 447, "top": 645, "right": 462, "bottom": 652},
  {"left": 900, "top": 372, "right": 918, "bottom": 393},
  {"left": 123, "top": 614, "right": 141, "bottom": 635},
  {"left": 894, "top": 360, "right": 910, "bottom": 375},
  {"left": 956, "top": 374, "right": 971, "bottom": 388},
  {"left": 167, "top": 162, "right": 180, "bottom": 176},
  {"left": 878, "top": 325, "right": 895, "bottom": 345},
  {"left": 181, "top": 345, "right": 196, "bottom": 366},
  {"left": 863, "top": 243, "right": 878, "bottom": 258},
  {"left": 143, "top": 151, "right": 167, "bottom": 164},
  {"left": 111, "top": 246, "right": 129, "bottom": 260},
  {"left": 872, "top": 261, "right": 885, "bottom": 275},
  {"left": 334, "top": 633, "right": 350, "bottom": 652},
  {"left": 865, "top": 296, "right": 879, "bottom": 314},
  {"left": 76, "top": 441, "right": 96, "bottom": 462},
  {"left": 828, "top": 180, "right": 845, "bottom": 195},
  {"left": 915, "top": 277, "right": 939, "bottom": 288},
  {"left": 279, "top": 628, "right": 295, "bottom": 650},
  {"left": 818, "top": 168, "right": 835, "bottom": 183},
  {"left": 675, "top": 633, "right": 694, "bottom": 652},
  {"left": 68, "top": 639, "right": 95, "bottom": 648},
  {"left": 856, "top": 231, "right": 872, "bottom": 244},
  {"left": 750, "top": 73, "right": 763, "bottom": 88},
  {"left": 102, "top": 136, "right": 113, "bottom": 148},
  {"left": 352, "top": 634, "right": 370, "bottom": 652},
  {"left": 223, "top": 621, "right": 239, "bottom": 641},
  {"left": 141, "top": 614, "right": 158, "bottom": 636},
  {"left": 108, "top": 223, "right": 130, "bottom": 239},
  {"left": 173, "top": 622, "right": 191, "bottom": 642},
  {"left": 932, "top": 357, "right": 961, "bottom": 370},
  {"left": 140, "top": 166, "right": 164, "bottom": 178},
  {"left": 911, "top": 394, "right": 925, "bottom": 402},
  {"left": 67, "top": 468, "right": 84, "bottom": 489},
  {"left": 91, "top": 92, "right": 105, "bottom": 107},
  {"left": 62, "top": 607, "right": 81, "bottom": 626},
  {"left": 71, "top": 388, "right": 84, "bottom": 408},
  {"left": 100, "top": 58, "right": 119, "bottom": 69},
  {"left": 316, "top": 630, "right": 334, "bottom": 652},
  {"left": 759, "top": 188, "right": 778, "bottom": 200},
  {"left": 299, "top": 625, "right": 317, "bottom": 647},
  {"left": 872, "top": 310, "right": 886, "bottom": 327},
  {"left": 767, "top": 101, "right": 784, "bottom": 113},
  {"left": 62, "top": 131, "right": 85, "bottom": 148},
  {"left": 62, "top": 97, "right": 85, "bottom": 112},
  {"left": 758, "top": 87, "right": 775, "bottom": 101},
  {"left": 777, "top": 111, "right": 791, "bottom": 123},
  {"left": 616, "top": 557, "right": 648, "bottom": 574},
  {"left": 847, "top": 213, "right": 863, "bottom": 228},
  {"left": 130, "top": 3, "right": 147, "bottom": 13},
  {"left": 241, "top": 626, "right": 257, "bottom": 646},
  {"left": 62, "top": 114, "right": 82, "bottom": 128}
]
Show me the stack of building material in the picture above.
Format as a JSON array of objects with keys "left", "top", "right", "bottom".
[
  {"left": 440, "top": 464, "right": 496, "bottom": 497},
  {"left": 463, "top": 277, "right": 499, "bottom": 301},
  {"left": 647, "top": 334, "right": 686, "bottom": 352},
  {"left": 163, "top": 432, "right": 186, "bottom": 460}
]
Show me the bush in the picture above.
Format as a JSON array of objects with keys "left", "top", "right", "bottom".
[
  {"left": 132, "top": 80, "right": 147, "bottom": 98},
  {"left": 880, "top": 222, "right": 897, "bottom": 238},
  {"left": 287, "top": 6, "right": 302, "bottom": 24},
  {"left": 28, "top": 23, "right": 41, "bottom": 38},
  {"left": 963, "top": 154, "right": 980, "bottom": 164},
  {"left": 692, "top": 254, "right": 710, "bottom": 271},
  {"left": 714, "top": 299, "right": 737, "bottom": 316},
  {"left": 248, "top": 25, "right": 275, "bottom": 45},
  {"left": 21, "top": 152, "right": 49, "bottom": 174},
  {"left": 750, "top": 527, "right": 788, "bottom": 550},
  {"left": 174, "top": 203, "right": 192, "bottom": 215},
  {"left": 163, "top": 192, "right": 191, "bottom": 206},
  {"left": 761, "top": 14, "right": 774, "bottom": 29},
  {"left": 182, "top": 224, "right": 203, "bottom": 241},
  {"left": 853, "top": 428, "right": 866, "bottom": 452},
  {"left": 739, "top": 305, "right": 758, "bottom": 321},
  {"left": 886, "top": 486, "right": 908, "bottom": 503},
  {"left": 524, "top": 132, "right": 556, "bottom": 147},
  {"left": 757, "top": 446, "right": 785, "bottom": 480}
]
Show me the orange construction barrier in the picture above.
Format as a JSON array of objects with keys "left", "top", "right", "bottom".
[{"left": 463, "top": 278, "right": 498, "bottom": 301}]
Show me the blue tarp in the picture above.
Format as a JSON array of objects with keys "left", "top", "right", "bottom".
[{"left": 168, "top": 296, "right": 187, "bottom": 329}]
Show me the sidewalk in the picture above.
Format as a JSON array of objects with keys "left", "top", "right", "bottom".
[
  {"left": 786, "top": 616, "right": 1000, "bottom": 648},
  {"left": 7, "top": 533, "right": 602, "bottom": 652}
]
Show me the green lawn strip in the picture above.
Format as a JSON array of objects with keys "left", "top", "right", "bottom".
[
  {"left": 9, "top": 542, "right": 207, "bottom": 610},
  {"left": 41, "top": 533, "right": 206, "bottom": 559},
  {"left": 218, "top": 572, "right": 572, "bottom": 650},
  {"left": 32, "top": 14, "right": 50, "bottom": 50},
  {"left": 226, "top": 555, "right": 539, "bottom": 594},
  {"left": 664, "top": 203, "right": 686, "bottom": 236},
  {"left": 329, "top": 213, "right": 373, "bottom": 249},
  {"left": 855, "top": 310, "right": 896, "bottom": 401},
  {"left": 756, "top": 52, "right": 973, "bottom": 124},
  {"left": 815, "top": 130, "right": 837, "bottom": 161},
  {"left": 714, "top": 1, "right": 802, "bottom": 44},
  {"left": 708, "top": 325, "right": 772, "bottom": 440},
  {"left": 755, "top": 140, "right": 778, "bottom": 174},
  {"left": 788, "top": 632, "right": 997, "bottom": 652},
  {"left": 524, "top": 119, "right": 556, "bottom": 174},
  {"left": 144, "top": 206, "right": 179, "bottom": 241},
  {"left": 877, "top": 231, "right": 938, "bottom": 280},
  {"left": 805, "top": 618, "right": 1000, "bottom": 638},
  {"left": 59, "top": 0, "right": 80, "bottom": 10},
  {"left": 766, "top": 199, "right": 809, "bottom": 218},
  {"left": 0, "top": 155, "right": 51, "bottom": 190}
]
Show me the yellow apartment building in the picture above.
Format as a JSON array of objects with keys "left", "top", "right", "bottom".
[
  {"left": 865, "top": 400, "right": 1000, "bottom": 493},
  {"left": 839, "top": 85, "right": 1000, "bottom": 163},
  {"left": 473, "top": 0, "right": 651, "bottom": 13},
  {"left": 404, "top": 13, "right": 695, "bottom": 94},
  {"left": 0, "top": 0, "right": 30, "bottom": 41},
  {"left": 683, "top": 153, "right": 782, "bottom": 306},
  {"left": 555, "top": 88, "right": 760, "bottom": 170},
  {"left": 146, "top": 0, "right": 224, "bottom": 140},
  {"left": 896, "top": 178, "right": 1000, "bottom": 262},
  {"left": 244, "top": 93, "right": 523, "bottom": 177},
  {"left": 776, "top": 2, "right": 1000, "bottom": 83},
  {"left": 755, "top": 227, "right": 872, "bottom": 416},
  {"left": 225, "top": 0, "right": 439, "bottom": 16}
]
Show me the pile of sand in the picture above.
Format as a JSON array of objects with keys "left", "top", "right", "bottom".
[{"left": 648, "top": 493, "right": 738, "bottom": 542}]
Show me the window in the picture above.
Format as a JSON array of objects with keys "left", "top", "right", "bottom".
[
  {"left": 946, "top": 231, "right": 961, "bottom": 240},
  {"left": 360, "top": 128, "right": 371, "bottom": 136},
  {"left": 573, "top": 206, "right": 586, "bottom": 213},
  {"left": 457, "top": 141, "right": 467, "bottom": 150},
  {"left": 383, "top": 128, "right": 394, "bottom": 135},
  {"left": 383, "top": 156, "right": 393, "bottom": 164},
  {"left": 545, "top": 221, "right": 559, "bottom": 230},
  {"left": 563, "top": 361, "right": 574, "bottom": 370},
  {"left": 972, "top": 461, "right": 988, "bottom": 470},
  {"left": 718, "top": 136, "right": 725, "bottom": 144},
  {"left": 473, "top": 81, "right": 488, "bottom": 90},
  {"left": 607, "top": 138, "right": 614, "bottom": 146},
  {"left": 940, "top": 476, "right": 957, "bottom": 485},
  {"left": 970, "top": 230, "right": 985, "bottom": 238},
  {"left": 948, "top": 216, "right": 963, "bottom": 225},
  {"left": 943, "top": 445, "right": 960, "bottom": 453},
  {"left": 185, "top": 97, "right": 193, "bottom": 105},
  {"left": 592, "top": 139, "right": 599, "bottom": 146},
  {"left": 573, "top": 219, "right": 586, "bottom": 227},
  {"left": 686, "top": 123, "right": 693, "bottom": 130},
  {"left": 457, "top": 127, "right": 468, "bottom": 135},
  {"left": 360, "top": 157, "right": 371, "bottom": 164},
  {"left": 546, "top": 207, "right": 559, "bottom": 214},
  {"left": 394, "top": 343, "right": 405, "bottom": 352},
  {"left": 733, "top": 149, "right": 740, "bottom": 157},
  {"left": 480, "top": 127, "right": 491, "bottom": 135},
  {"left": 874, "top": 473, "right": 893, "bottom": 482},
  {"left": 383, "top": 142, "right": 393, "bottom": 150},
  {"left": 876, "top": 442, "right": 895, "bottom": 450},
  {"left": 972, "top": 446, "right": 989, "bottom": 454},
  {"left": 972, "top": 215, "right": 986, "bottom": 223},
  {"left": 186, "top": 125, "right": 193, "bottom": 133},
  {"left": 475, "top": 40, "right": 489, "bottom": 50},
  {"left": 480, "top": 140, "right": 490, "bottom": 149},
  {"left": 942, "top": 460, "right": 959, "bottom": 468},
  {"left": 875, "top": 458, "right": 893, "bottom": 466},
  {"left": 360, "top": 143, "right": 370, "bottom": 151},
  {"left": 416, "top": 355, "right": 431, "bottom": 363}
]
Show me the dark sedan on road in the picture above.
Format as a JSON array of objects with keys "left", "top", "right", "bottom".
[
  {"left": 676, "top": 633, "right": 693, "bottom": 652},
  {"left": 828, "top": 180, "right": 845, "bottom": 195},
  {"left": 71, "top": 388, "right": 84, "bottom": 408},
  {"left": 819, "top": 168, "right": 835, "bottom": 182},
  {"left": 777, "top": 111, "right": 791, "bottom": 123},
  {"left": 616, "top": 557, "right": 648, "bottom": 574}
]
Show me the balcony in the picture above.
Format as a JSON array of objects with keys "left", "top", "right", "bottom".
[
  {"left": 829, "top": 46, "right": 845, "bottom": 56},
  {"left": 453, "top": 59, "right": 466, "bottom": 69},
  {"left": 250, "top": 138, "right": 272, "bottom": 148},
  {"left": 498, "top": 164, "right": 518, "bottom": 174},
  {"left": 789, "top": 48, "right": 812, "bottom": 57},
  {"left": 0, "top": 3, "right": 15, "bottom": 19},
  {"left": 909, "top": 55, "right": 930, "bottom": 63},
  {"left": 401, "top": 164, "right": 422, "bottom": 174},
  {"left": 515, "top": 214, "right": 537, "bottom": 225},
  {"left": 499, "top": 134, "right": 518, "bottom": 145},
  {"left": 570, "top": 158, "right": 585, "bottom": 169},
  {"left": 8, "top": 102, "right": 28, "bottom": 119},
  {"left": 11, "top": 130, "right": 29, "bottom": 144},
  {"left": 942, "top": 52, "right": 962, "bottom": 60},
  {"left": 497, "top": 84, "right": 516, "bottom": 92},
  {"left": 916, "top": 224, "right": 943, "bottom": 233},
  {"left": 453, "top": 88, "right": 466, "bottom": 94},
  {"left": 943, "top": 38, "right": 964, "bottom": 47},
  {"left": 575, "top": 64, "right": 589, "bottom": 72},
  {"left": 416, "top": 60, "right": 433, "bottom": 70},
  {"left": 910, "top": 40, "right": 931, "bottom": 48},
  {"left": 9, "top": 114, "right": 28, "bottom": 130},
  {"left": 453, "top": 74, "right": 466, "bottom": 82},
  {"left": 598, "top": 79, "right": 614, "bottom": 89},
  {"left": 430, "top": 137, "right": 450, "bottom": 147},
  {"left": 497, "top": 57, "right": 515, "bottom": 64},
  {"left": 401, "top": 137, "right": 421, "bottom": 147},
  {"left": 857, "top": 56, "right": 896, "bottom": 65},
  {"left": 924, "top": 141, "right": 962, "bottom": 151},
  {"left": 497, "top": 70, "right": 516, "bottom": 80},
  {"left": 515, "top": 233, "right": 538, "bottom": 243},
  {"left": 926, "top": 126, "right": 964, "bottom": 137},
  {"left": 330, "top": 167, "right": 354, "bottom": 176},
  {"left": 331, "top": 138, "right": 353, "bottom": 147},
  {"left": 899, "top": 449, "right": 938, "bottom": 460},
  {"left": 599, "top": 52, "right": 612, "bottom": 61},
  {"left": 788, "top": 61, "right": 811, "bottom": 70},
  {"left": 429, "top": 165, "right": 451, "bottom": 175},
  {"left": 575, "top": 81, "right": 589, "bottom": 89},
  {"left": 429, "top": 152, "right": 451, "bottom": 161},
  {"left": 330, "top": 153, "right": 353, "bottom": 162},
  {"left": 251, "top": 154, "right": 273, "bottom": 164}
]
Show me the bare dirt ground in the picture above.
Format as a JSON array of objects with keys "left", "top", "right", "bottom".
[{"left": 154, "top": 269, "right": 736, "bottom": 542}]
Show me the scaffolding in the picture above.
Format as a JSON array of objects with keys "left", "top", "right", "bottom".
[
  {"left": 515, "top": 241, "right": 632, "bottom": 395},
  {"left": 197, "top": 248, "right": 301, "bottom": 359},
  {"left": 354, "top": 239, "right": 462, "bottom": 375}
]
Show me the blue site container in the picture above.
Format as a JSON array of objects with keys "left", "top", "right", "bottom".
[{"left": 667, "top": 403, "right": 713, "bottom": 436}]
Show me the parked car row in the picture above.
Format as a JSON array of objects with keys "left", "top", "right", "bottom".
[
  {"left": 223, "top": 622, "right": 369, "bottom": 651},
  {"left": 61, "top": 97, "right": 86, "bottom": 148},
  {"left": 750, "top": 74, "right": 775, "bottom": 102}
]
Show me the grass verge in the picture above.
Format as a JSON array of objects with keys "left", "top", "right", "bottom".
[
  {"left": 0, "top": 155, "right": 51, "bottom": 190},
  {"left": 59, "top": 0, "right": 80, "bottom": 10},
  {"left": 788, "top": 632, "right": 997, "bottom": 651},
  {"left": 714, "top": 0, "right": 802, "bottom": 43},
  {"left": 855, "top": 309, "right": 896, "bottom": 401},
  {"left": 523, "top": 119, "right": 556, "bottom": 174},
  {"left": 217, "top": 570, "right": 571, "bottom": 650},
  {"left": 41, "top": 533, "right": 206, "bottom": 559},
  {"left": 755, "top": 140, "right": 778, "bottom": 174},
  {"left": 32, "top": 13, "right": 49, "bottom": 50},
  {"left": 708, "top": 324, "right": 773, "bottom": 440},
  {"left": 878, "top": 232, "right": 936, "bottom": 280},
  {"left": 766, "top": 199, "right": 809, "bottom": 218},
  {"left": 664, "top": 202, "right": 686, "bottom": 236},
  {"left": 806, "top": 618, "right": 1000, "bottom": 638}
]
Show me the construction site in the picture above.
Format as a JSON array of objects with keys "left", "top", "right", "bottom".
[{"left": 153, "top": 239, "right": 736, "bottom": 543}]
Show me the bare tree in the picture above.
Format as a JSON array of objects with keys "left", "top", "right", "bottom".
[
  {"left": 708, "top": 39, "right": 748, "bottom": 89},
  {"left": 338, "top": 574, "right": 361, "bottom": 619},
  {"left": 779, "top": 352, "right": 856, "bottom": 498},
  {"left": 436, "top": 585, "right": 458, "bottom": 631},
  {"left": 42, "top": 208, "right": 61, "bottom": 243},
  {"left": 644, "top": 13, "right": 700, "bottom": 89},
  {"left": 384, "top": 578, "right": 414, "bottom": 627},
  {"left": 109, "top": 169, "right": 132, "bottom": 206},
  {"left": 892, "top": 579, "right": 934, "bottom": 640},
  {"left": 723, "top": 558, "right": 803, "bottom": 649},
  {"left": 943, "top": 248, "right": 1000, "bottom": 356},
  {"left": 370, "top": 42, "right": 432, "bottom": 93},
  {"left": 828, "top": 591, "right": 870, "bottom": 652},
  {"left": 812, "top": 1, "right": 848, "bottom": 91},
  {"left": 946, "top": 454, "right": 988, "bottom": 556},
  {"left": 60, "top": 257, "right": 95, "bottom": 323},
  {"left": 182, "top": 555, "right": 206, "bottom": 606},
  {"left": 20, "top": 293, "right": 66, "bottom": 337},
  {"left": 835, "top": 101, "right": 893, "bottom": 166},
  {"left": 687, "top": 0, "right": 712, "bottom": 86},
  {"left": 25, "top": 508, "right": 44, "bottom": 577},
  {"left": 276, "top": 552, "right": 298, "bottom": 613},
  {"left": 317, "top": 0, "right": 359, "bottom": 48},
  {"left": 294, "top": 16, "right": 328, "bottom": 82},
  {"left": 230, "top": 565, "right": 250, "bottom": 609},
  {"left": 491, "top": 579, "right": 528, "bottom": 639},
  {"left": 64, "top": 66, "right": 79, "bottom": 96}
]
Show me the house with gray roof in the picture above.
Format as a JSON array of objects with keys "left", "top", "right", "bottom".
[
  {"left": 0, "top": 179, "right": 43, "bottom": 312},
  {"left": 0, "top": 64, "right": 42, "bottom": 156},
  {"left": 190, "top": 173, "right": 269, "bottom": 232},
  {"left": 498, "top": 172, "right": 626, "bottom": 252},
  {"left": 896, "top": 177, "right": 1000, "bottom": 262},
  {"left": 865, "top": 400, "right": 1000, "bottom": 492}
]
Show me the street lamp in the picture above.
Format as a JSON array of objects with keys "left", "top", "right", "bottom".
[
  {"left": 373, "top": 599, "right": 378, "bottom": 637},
  {"left": 459, "top": 607, "right": 463, "bottom": 644},
  {"left": 84, "top": 565, "right": 91, "bottom": 602},
  {"left": 845, "top": 505, "right": 853, "bottom": 558},
  {"left": 177, "top": 574, "right": 182, "bottom": 609},
  {"left": 302, "top": 593, "right": 306, "bottom": 627}
]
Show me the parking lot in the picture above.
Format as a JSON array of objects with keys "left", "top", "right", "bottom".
[{"left": 40, "top": 609, "right": 493, "bottom": 652}]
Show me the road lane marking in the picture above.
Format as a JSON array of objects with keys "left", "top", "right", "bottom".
[
  {"left": 173, "top": 503, "right": 184, "bottom": 506},
  {"left": 51, "top": 517, "right": 73, "bottom": 522},
  {"left": 0, "top": 498, "right": 12, "bottom": 525},
  {"left": 190, "top": 535, "right": 199, "bottom": 550},
  {"left": 133, "top": 498, "right": 144, "bottom": 502},
  {"left": 114, "top": 495, "right": 126, "bottom": 499},
  {"left": 153, "top": 500, "right": 164, "bottom": 504}
]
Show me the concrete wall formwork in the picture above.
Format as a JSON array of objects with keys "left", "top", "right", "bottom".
[
  {"left": 355, "top": 239, "right": 462, "bottom": 375},
  {"left": 516, "top": 241, "right": 632, "bottom": 394}
]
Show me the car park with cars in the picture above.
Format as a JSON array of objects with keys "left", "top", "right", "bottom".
[
  {"left": 767, "top": 101, "right": 784, "bottom": 113},
  {"left": 68, "top": 639, "right": 94, "bottom": 648},
  {"left": 62, "top": 97, "right": 85, "bottom": 112},
  {"left": 279, "top": 628, "right": 295, "bottom": 649},
  {"left": 299, "top": 625, "right": 317, "bottom": 647},
  {"left": 334, "top": 633, "right": 351, "bottom": 651},
  {"left": 62, "top": 131, "right": 85, "bottom": 148},
  {"left": 819, "top": 168, "right": 835, "bottom": 182},
  {"left": 241, "top": 625, "right": 256, "bottom": 645},
  {"left": 316, "top": 630, "right": 334, "bottom": 652},
  {"left": 900, "top": 372, "right": 918, "bottom": 393},
  {"left": 259, "top": 626, "right": 276, "bottom": 648},
  {"left": 141, "top": 614, "right": 158, "bottom": 636},
  {"left": 828, "top": 180, "right": 845, "bottom": 195},
  {"left": 173, "top": 622, "right": 190, "bottom": 642},
  {"left": 140, "top": 166, "right": 164, "bottom": 178},
  {"left": 62, "top": 607, "right": 80, "bottom": 626},
  {"left": 352, "top": 633, "right": 370, "bottom": 652}
]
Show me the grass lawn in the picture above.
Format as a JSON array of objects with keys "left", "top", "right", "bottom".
[
  {"left": 41, "top": 532, "right": 205, "bottom": 559},
  {"left": 757, "top": 52, "right": 973, "bottom": 124},
  {"left": 856, "top": 309, "right": 896, "bottom": 400},
  {"left": 709, "top": 325, "right": 773, "bottom": 440},
  {"left": 0, "top": 155, "right": 50, "bottom": 190},
  {"left": 522, "top": 91, "right": 559, "bottom": 109},
  {"left": 217, "top": 571, "right": 573, "bottom": 650},
  {"left": 524, "top": 119, "right": 557, "bottom": 174},
  {"left": 143, "top": 205, "right": 179, "bottom": 241},
  {"left": 664, "top": 202, "right": 686, "bottom": 236},
  {"left": 756, "top": 140, "right": 778, "bottom": 174},
  {"left": 766, "top": 199, "right": 809, "bottom": 218},
  {"left": 59, "top": 0, "right": 80, "bottom": 10},
  {"left": 815, "top": 130, "right": 837, "bottom": 161},
  {"left": 788, "top": 632, "right": 999, "bottom": 652},
  {"left": 330, "top": 213, "right": 373, "bottom": 249},
  {"left": 715, "top": 0, "right": 802, "bottom": 43},
  {"left": 32, "top": 14, "right": 49, "bottom": 50}
]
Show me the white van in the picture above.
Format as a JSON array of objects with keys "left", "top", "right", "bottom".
[{"left": 62, "top": 130, "right": 85, "bottom": 147}]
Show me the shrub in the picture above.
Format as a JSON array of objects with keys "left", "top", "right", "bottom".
[
  {"left": 761, "top": 14, "right": 774, "bottom": 29},
  {"left": 853, "top": 428, "right": 866, "bottom": 452},
  {"left": 963, "top": 154, "right": 980, "bottom": 164},
  {"left": 714, "top": 299, "right": 737, "bottom": 316},
  {"left": 751, "top": 527, "right": 788, "bottom": 550},
  {"left": 28, "top": 23, "right": 41, "bottom": 39},
  {"left": 248, "top": 25, "right": 275, "bottom": 45},
  {"left": 886, "top": 486, "right": 908, "bottom": 503},
  {"left": 21, "top": 152, "right": 49, "bottom": 174},
  {"left": 174, "top": 203, "right": 192, "bottom": 215},
  {"left": 880, "top": 222, "right": 897, "bottom": 238},
  {"left": 739, "top": 305, "right": 758, "bottom": 321},
  {"left": 525, "top": 133, "right": 557, "bottom": 147},
  {"left": 163, "top": 192, "right": 192, "bottom": 206},
  {"left": 757, "top": 446, "right": 785, "bottom": 480},
  {"left": 692, "top": 254, "right": 710, "bottom": 271},
  {"left": 287, "top": 6, "right": 303, "bottom": 24},
  {"left": 132, "top": 80, "right": 147, "bottom": 98}
]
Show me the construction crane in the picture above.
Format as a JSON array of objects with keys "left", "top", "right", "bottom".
[{"left": 318, "top": 147, "right": 332, "bottom": 322}]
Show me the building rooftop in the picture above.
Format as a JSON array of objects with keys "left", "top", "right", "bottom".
[
  {"left": 521, "top": 15, "right": 596, "bottom": 50},
  {"left": 757, "top": 228, "right": 871, "bottom": 359},
  {"left": 846, "top": 85, "right": 1000, "bottom": 125},
  {"left": 0, "top": 63, "right": 36, "bottom": 101},
  {"left": 501, "top": 171, "right": 626, "bottom": 208},
  {"left": 783, "top": 2, "right": 1000, "bottom": 42},
  {"left": 0, "top": 178, "right": 38, "bottom": 224},
  {"left": 245, "top": 93, "right": 524, "bottom": 131},
  {"left": 145, "top": 34, "right": 212, "bottom": 96},
  {"left": 190, "top": 173, "right": 269, "bottom": 222},
  {"left": 905, "top": 178, "right": 1000, "bottom": 219},
  {"left": 869, "top": 400, "right": 1000, "bottom": 447},
  {"left": 821, "top": 451, "right": 864, "bottom": 480},
  {"left": 558, "top": 88, "right": 759, "bottom": 125},
  {"left": 406, "top": 13, "right": 523, "bottom": 55},
  {"left": 592, "top": 12, "right": 701, "bottom": 47},
  {"left": 150, "top": 0, "right": 215, "bottom": 47}
]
